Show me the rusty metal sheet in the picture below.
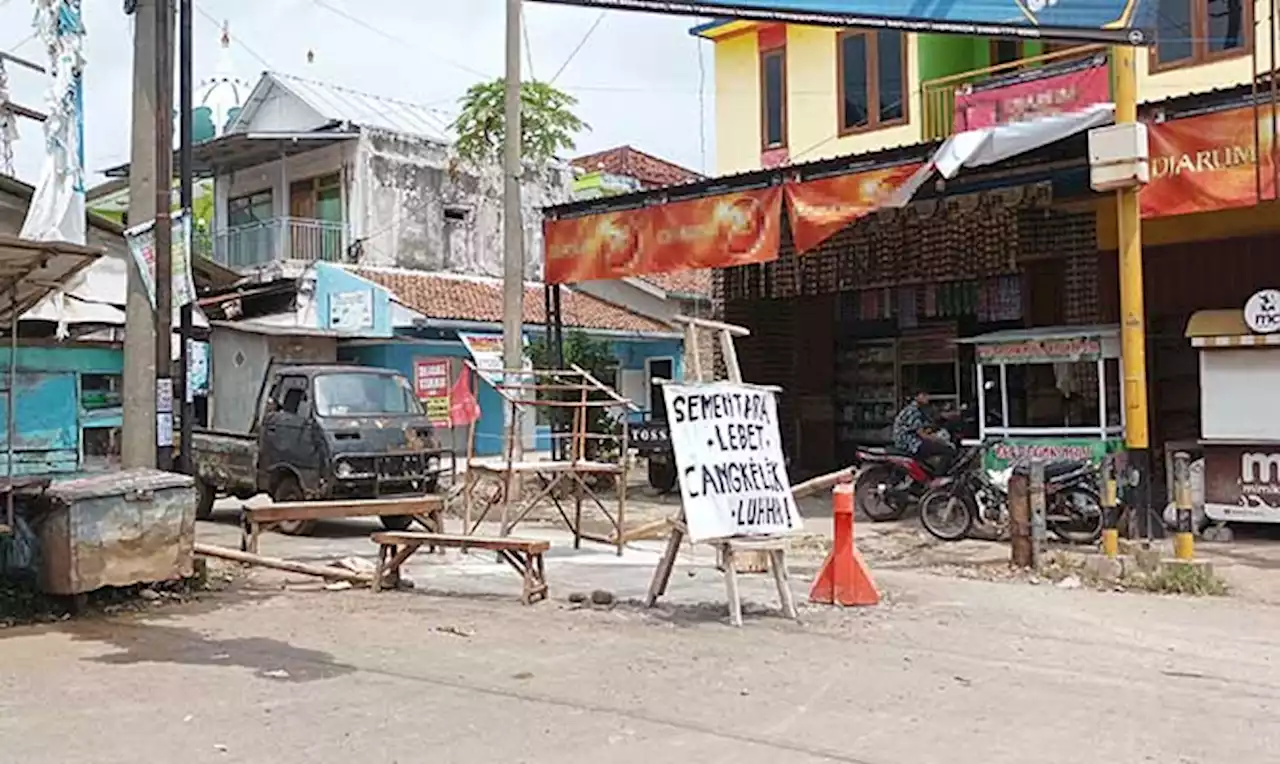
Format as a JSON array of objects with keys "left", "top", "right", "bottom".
[{"left": 37, "top": 468, "right": 197, "bottom": 595}]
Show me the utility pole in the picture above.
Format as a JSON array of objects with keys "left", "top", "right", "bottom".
[
  {"left": 1111, "top": 45, "right": 1152, "bottom": 536},
  {"left": 502, "top": 0, "right": 524, "bottom": 460},
  {"left": 177, "top": 0, "right": 194, "bottom": 474},
  {"left": 123, "top": 0, "right": 158, "bottom": 469},
  {"left": 154, "top": 0, "right": 176, "bottom": 470}
]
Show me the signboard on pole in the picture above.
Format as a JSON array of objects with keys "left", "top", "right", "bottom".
[
  {"left": 124, "top": 211, "right": 197, "bottom": 311},
  {"left": 529, "top": 0, "right": 1157, "bottom": 44},
  {"left": 459, "top": 332, "right": 531, "bottom": 386},
  {"left": 413, "top": 358, "right": 452, "bottom": 425},
  {"left": 663, "top": 381, "right": 801, "bottom": 542}
]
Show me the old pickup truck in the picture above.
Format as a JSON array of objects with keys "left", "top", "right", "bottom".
[{"left": 192, "top": 363, "right": 448, "bottom": 535}]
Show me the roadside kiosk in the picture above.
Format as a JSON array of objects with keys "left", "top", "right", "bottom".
[{"left": 956, "top": 325, "right": 1125, "bottom": 469}]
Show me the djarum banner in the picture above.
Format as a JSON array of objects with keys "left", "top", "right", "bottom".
[
  {"left": 1142, "top": 105, "right": 1277, "bottom": 218},
  {"left": 529, "top": 0, "right": 1157, "bottom": 44}
]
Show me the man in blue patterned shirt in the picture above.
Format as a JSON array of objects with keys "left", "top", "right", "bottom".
[{"left": 892, "top": 389, "right": 956, "bottom": 473}]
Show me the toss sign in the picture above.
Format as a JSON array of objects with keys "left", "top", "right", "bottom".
[{"left": 663, "top": 382, "right": 801, "bottom": 542}]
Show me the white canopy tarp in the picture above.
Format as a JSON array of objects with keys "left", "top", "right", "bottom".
[{"left": 889, "top": 103, "right": 1116, "bottom": 206}]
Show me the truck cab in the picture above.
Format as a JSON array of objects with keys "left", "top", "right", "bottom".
[{"left": 194, "top": 363, "right": 448, "bottom": 534}]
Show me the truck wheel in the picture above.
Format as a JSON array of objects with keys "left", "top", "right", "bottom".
[
  {"left": 271, "top": 475, "right": 316, "bottom": 536},
  {"left": 195, "top": 478, "right": 216, "bottom": 521},
  {"left": 380, "top": 515, "right": 413, "bottom": 531}
]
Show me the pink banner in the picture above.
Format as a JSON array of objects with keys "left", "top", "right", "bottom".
[{"left": 954, "top": 54, "right": 1110, "bottom": 132}]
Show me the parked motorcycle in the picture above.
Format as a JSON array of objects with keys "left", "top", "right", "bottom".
[
  {"left": 852, "top": 408, "right": 971, "bottom": 523},
  {"left": 918, "top": 443, "right": 1103, "bottom": 544}
]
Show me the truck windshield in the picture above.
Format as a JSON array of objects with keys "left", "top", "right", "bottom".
[{"left": 313, "top": 373, "right": 424, "bottom": 417}]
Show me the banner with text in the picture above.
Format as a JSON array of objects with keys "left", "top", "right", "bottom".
[
  {"left": 544, "top": 187, "right": 782, "bottom": 284},
  {"left": 954, "top": 53, "right": 1110, "bottom": 132},
  {"left": 663, "top": 382, "right": 801, "bottom": 542},
  {"left": 124, "top": 211, "right": 197, "bottom": 312},
  {"left": 1142, "top": 105, "right": 1277, "bottom": 218},
  {"left": 784, "top": 164, "right": 923, "bottom": 254},
  {"left": 413, "top": 358, "right": 452, "bottom": 426},
  {"left": 528, "top": 0, "right": 1157, "bottom": 44}
]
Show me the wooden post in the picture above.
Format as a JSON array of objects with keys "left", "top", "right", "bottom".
[
  {"left": 1009, "top": 473, "right": 1032, "bottom": 568},
  {"left": 1029, "top": 459, "right": 1047, "bottom": 568}
]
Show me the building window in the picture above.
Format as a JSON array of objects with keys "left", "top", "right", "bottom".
[
  {"left": 227, "top": 190, "right": 272, "bottom": 227},
  {"left": 1155, "top": 0, "right": 1249, "bottom": 69},
  {"left": 290, "top": 173, "right": 342, "bottom": 223},
  {"left": 838, "top": 30, "right": 907, "bottom": 135},
  {"left": 760, "top": 48, "right": 787, "bottom": 149},
  {"left": 990, "top": 39, "right": 1025, "bottom": 67}
]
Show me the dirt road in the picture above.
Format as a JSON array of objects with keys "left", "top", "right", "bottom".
[{"left": 2, "top": 554, "right": 1278, "bottom": 763}]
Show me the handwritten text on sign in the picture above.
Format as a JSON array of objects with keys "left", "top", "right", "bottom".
[{"left": 664, "top": 382, "right": 801, "bottom": 542}]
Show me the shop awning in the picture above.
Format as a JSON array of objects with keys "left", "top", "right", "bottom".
[
  {"left": 0, "top": 234, "right": 103, "bottom": 328},
  {"left": 1185, "top": 309, "right": 1280, "bottom": 348},
  {"left": 889, "top": 104, "right": 1116, "bottom": 206}
]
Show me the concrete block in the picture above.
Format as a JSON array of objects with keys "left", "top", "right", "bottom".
[{"left": 1083, "top": 555, "right": 1124, "bottom": 583}]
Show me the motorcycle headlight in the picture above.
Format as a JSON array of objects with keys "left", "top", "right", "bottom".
[
  {"left": 336, "top": 461, "right": 354, "bottom": 479},
  {"left": 426, "top": 455, "right": 441, "bottom": 472}
]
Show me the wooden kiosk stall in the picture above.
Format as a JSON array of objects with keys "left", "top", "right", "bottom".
[
  {"left": 1187, "top": 292, "right": 1280, "bottom": 532},
  {"left": 956, "top": 325, "right": 1125, "bottom": 469}
]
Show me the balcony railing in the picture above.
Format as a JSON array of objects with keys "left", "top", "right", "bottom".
[
  {"left": 921, "top": 45, "right": 1106, "bottom": 141},
  {"left": 202, "top": 216, "right": 349, "bottom": 271}
]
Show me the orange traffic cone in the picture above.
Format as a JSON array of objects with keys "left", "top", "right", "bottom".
[{"left": 809, "top": 482, "right": 880, "bottom": 606}]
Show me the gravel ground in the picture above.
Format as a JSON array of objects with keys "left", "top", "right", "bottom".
[{"left": 3, "top": 496, "right": 1280, "bottom": 763}]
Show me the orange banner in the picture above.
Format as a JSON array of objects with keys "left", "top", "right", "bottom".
[
  {"left": 784, "top": 164, "right": 924, "bottom": 254},
  {"left": 544, "top": 187, "right": 782, "bottom": 284},
  {"left": 1142, "top": 106, "right": 1276, "bottom": 218}
]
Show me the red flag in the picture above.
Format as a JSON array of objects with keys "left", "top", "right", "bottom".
[{"left": 449, "top": 370, "right": 481, "bottom": 426}]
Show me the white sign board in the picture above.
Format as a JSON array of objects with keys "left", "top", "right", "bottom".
[
  {"left": 459, "top": 332, "right": 531, "bottom": 387},
  {"left": 1245, "top": 289, "right": 1280, "bottom": 334},
  {"left": 329, "top": 289, "right": 374, "bottom": 332},
  {"left": 664, "top": 382, "right": 801, "bottom": 542}
]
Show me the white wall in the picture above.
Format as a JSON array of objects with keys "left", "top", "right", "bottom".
[{"left": 1200, "top": 348, "right": 1280, "bottom": 440}]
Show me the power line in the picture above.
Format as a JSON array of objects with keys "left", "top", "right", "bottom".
[
  {"left": 550, "top": 11, "right": 605, "bottom": 84},
  {"left": 307, "top": 0, "right": 492, "bottom": 80},
  {"left": 191, "top": 2, "right": 274, "bottom": 71}
]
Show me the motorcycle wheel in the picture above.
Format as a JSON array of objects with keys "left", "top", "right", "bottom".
[
  {"left": 854, "top": 465, "right": 907, "bottom": 522},
  {"left": 1049, "top": 487, "right": 1104, "bottom": 545},
  {"left": 919, "top": 489, "right": 975, "bottom": 542}
]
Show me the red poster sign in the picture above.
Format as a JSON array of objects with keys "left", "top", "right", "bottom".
[
  {"left": 783, "top": 164, "right": 923, "bottom": 254},
  {"left": 413, "top": 358, "right": 451, "bottom": 426},
  {"left": 1142, "top": 105, "right": 1276, "bottom": 218},
  {"left": 954, "top": 54, "right": 1110, "bottom": 132},
  {"left": 543, "top": 187, "right": 782, "bottom": 284}
]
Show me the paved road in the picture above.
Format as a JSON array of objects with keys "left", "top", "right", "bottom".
[{"left": 2, "top": 521, "right": 1278, "bottom": 763}]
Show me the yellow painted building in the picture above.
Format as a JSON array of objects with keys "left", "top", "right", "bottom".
[{"left": 697, "top": 2, "right": 1278, "bottom": 176}]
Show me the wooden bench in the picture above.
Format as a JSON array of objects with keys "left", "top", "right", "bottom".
[
  {"left": 240, "top": 495, "right": 445, "bottom": 554},
  {"left": 370, "top": 531, "right": 551, "bottom": 605}
]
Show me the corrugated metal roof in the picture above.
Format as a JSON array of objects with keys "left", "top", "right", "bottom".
[{"left": 267, "top": 72, "right": 451, "bottom": 142}]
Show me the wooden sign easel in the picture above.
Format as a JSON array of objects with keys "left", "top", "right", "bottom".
[{"left": 644, "top": 315, "right": 798, "bottom": 627}]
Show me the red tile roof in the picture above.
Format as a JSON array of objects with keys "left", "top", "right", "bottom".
[
  {"left": 639, "top": 269, "right": 713, "bottom": 299},
  {"left": 570, "top": 146, "right": 704, "bottom": 189},
  {"left": 353, "top": 267, "right": 674, "bottom": 335}
]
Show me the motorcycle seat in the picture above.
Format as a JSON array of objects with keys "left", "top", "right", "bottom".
[{"left": 1013, "top": 459, "right": 1089, "bottom": 479}]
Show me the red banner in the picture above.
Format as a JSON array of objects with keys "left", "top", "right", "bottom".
[
  {"left": 413, "top": 358, "right": 451, "bottom": 426},
  {"left": 543, "top": 187, "right": 782, "bottom": 284},
  {"left": 954, "top": 54, "right": 1110, "bottom": 132},
  {"left": 1142, "top": 105, "right": 1277, "bottom": 218},
  {"left": 784, "top": 164, "right": 923, "bottom": 254}
]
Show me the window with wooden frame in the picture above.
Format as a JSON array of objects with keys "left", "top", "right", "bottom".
[
  {"left": 289, "top": 172, "right": 342, "bottom": 223},
  {"left": 838, "top": 29, "right": 907, "bottom": 135},
  {"left": 760, "top": 47, "right": 788, "bottom": 150},
  {"left": 1154, "top": 0, "right": 1250, "bottom": 71}
]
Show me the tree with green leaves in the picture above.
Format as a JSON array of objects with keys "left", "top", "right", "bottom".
[{"left": 451, "top": 79, "right": 588, "bottom": 166}]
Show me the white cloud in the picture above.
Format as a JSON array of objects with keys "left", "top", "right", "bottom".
[{"left": 1, "top": 0, "right": 715, "bottom": 185}]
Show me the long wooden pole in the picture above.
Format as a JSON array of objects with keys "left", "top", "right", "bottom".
[{"left": 195, "top": 543, "right": 371, "bottom": 584}]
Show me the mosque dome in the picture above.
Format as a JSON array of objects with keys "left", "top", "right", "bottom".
[{"left": 192, "top": 22, "right": 250, "bottom": 141}]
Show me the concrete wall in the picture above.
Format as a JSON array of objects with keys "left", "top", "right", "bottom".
[{"left": 354, "top": 128, "right": 573, "bottom": 279}]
